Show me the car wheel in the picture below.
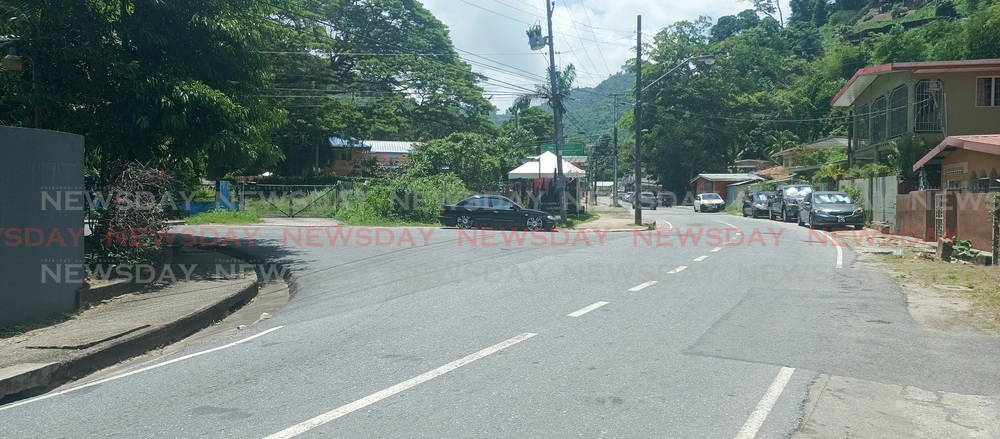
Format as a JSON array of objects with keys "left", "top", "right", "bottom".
[
  {"left": 694, "top": 205, "right": 698, "bottom": 212},
  {"left": 700, "top": 205, "right": 706, "bottom": 213},
  {"left": 797, "top": 214, "right": 804, "bottom": 227},
  {"left": 743, "top": 209, "right": 748, "bottom": 217},
  {"left": 526, "top": 216, "right": 543, "bottom": 232},
  {"left": 855, "top": 224, "right": 864, "bottom": 230},
  {"left": 456, "top": 215, "right": 473, "bottom": 229},
  {"left": 782, "top": 207, "right": 790, "bottom": 222},
  {"left": 808, "top": 214, "right": 816, "bottom": 229}
]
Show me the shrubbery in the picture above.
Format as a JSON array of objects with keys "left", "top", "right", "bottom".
[{"left": 332, "top": 173, "right": 469, "bottom": 225}]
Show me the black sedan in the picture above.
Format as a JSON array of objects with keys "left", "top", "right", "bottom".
[
  {"left": 798, "top": 191, "right": 865, "bottom": 230},
  {"left": 742, "top": 191, "right": 771, "bottom": 218},
  {"left": 439, "top": 195, "right": 556, "bottom": 231}
]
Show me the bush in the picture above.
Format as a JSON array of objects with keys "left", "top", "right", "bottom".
[
  {"left": 892, "top": 3, "right": 909, "bottom": 18},
  {"left": 332, "top": 173, "right": 468, "bottom": 225},
  {"left": 88, "top": 162, "right": 173, "bottom": 267}
]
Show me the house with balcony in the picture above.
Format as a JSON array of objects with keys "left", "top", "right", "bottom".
[{"left": 831, "top": 59, "right": 1000, "bottom": 167}]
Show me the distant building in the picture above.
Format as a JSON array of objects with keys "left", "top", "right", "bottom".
[{"left": 365, "top": 140, "right": 422, "bottom": 169}]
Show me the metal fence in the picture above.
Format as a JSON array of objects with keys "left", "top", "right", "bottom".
[{"left": 239, "top": 182, "right": 354, "bottom": 217}]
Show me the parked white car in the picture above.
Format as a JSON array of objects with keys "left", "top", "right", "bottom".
[{"left": 694, "top": 193, "right": 725, "bottom": 213}]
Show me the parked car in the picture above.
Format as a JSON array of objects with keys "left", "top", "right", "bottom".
[
  {"left": 742, "top": 192, "right": 771, "bottom": 218},
  {"left": 798, "top": 191, "right": 865, "bottom": 230},
  {"left": 635, "top": 191, "right": 657, "bottom": 210},
  {"left": 439, "top": 195, "right": 555, "bottom": 231},
  {"left": 693, "top": 193, "right": 725, "bottom": 212},
  {"left": 658, "top": 193, "right": 674, "bottom": 207},
  {"left": 623, "top": 192, "right": 635, "bottom": 203},
  {"left": 769, "top": 184, "right": 814, "bottom": 222}
]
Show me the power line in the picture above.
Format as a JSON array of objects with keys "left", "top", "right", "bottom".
[{"left": 578, "top": 0, "right": 613, "bottom": 78}]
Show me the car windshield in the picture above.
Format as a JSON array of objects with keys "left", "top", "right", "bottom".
[
  {"left": 641, "top": 192, "right": 654, "bottom": 197},
  {"left": 703, "top": 193, "right": 722, "bottom": 200},
  {"left": 813, "top": 193, "right": 852, "bottom": 204},
  {"left": 784, "top": 186, "right": 812, "bottom": 197},
  {"left": 755, "top": 194, "right": 768, "bottom": 201}
]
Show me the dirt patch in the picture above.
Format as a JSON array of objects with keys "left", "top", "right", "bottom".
[{"left": 839, "top": 231, "right": 1000, "bottom": 336}]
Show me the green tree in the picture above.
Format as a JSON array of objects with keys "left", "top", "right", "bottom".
[
  {"left": 500, "top": 107, "right": 553, "bottom": 146},
  {"left": 1, "top": 0, "right": 287, "bottom": 182},
  {"left": 966, "top": 4, "right": 1000, "bottom": 59},
  {"left": 405, "top": 133, "right": 501, "bottom": 190}
]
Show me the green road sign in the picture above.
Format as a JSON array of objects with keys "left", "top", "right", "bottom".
[{"left": 541, "top": 143, "right": 584, "bottom": 156}]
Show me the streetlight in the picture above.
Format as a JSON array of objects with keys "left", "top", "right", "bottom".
[
  {"left": 633, "top": 47, "right": 719, "bottom": 224},
  {"left": 1, "top": 37, "right": 39, "bottom": 128}
]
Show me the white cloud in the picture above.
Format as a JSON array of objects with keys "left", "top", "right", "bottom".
[{"left": 420, "top": 0, "right": 791, "bottom": 110}]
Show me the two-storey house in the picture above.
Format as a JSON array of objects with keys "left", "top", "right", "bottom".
[{"left": 831, "top": 59, "right": 1000, "bottom": 167}]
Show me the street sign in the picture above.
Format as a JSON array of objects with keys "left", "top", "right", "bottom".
[{"left": 541, "top": 143, "right": 584, "bottom": 156}]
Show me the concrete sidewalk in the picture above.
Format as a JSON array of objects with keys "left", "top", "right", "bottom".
[
  {"left": 0, "top": 247, "right": 261, "bottom": 401},
  {"left": 569, "top": 199, "right": 650, "bottom": 232}
]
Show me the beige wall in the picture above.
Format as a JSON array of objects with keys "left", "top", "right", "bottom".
[
  {"left": 939, "top": 149, "right": 1000, "bottom": 190},
  {"left": 852, "top": 69, "right": 1000, "bottom": 153}
]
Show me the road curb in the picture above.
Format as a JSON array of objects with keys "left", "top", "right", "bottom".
[{"left": 0, "top": 250, "right": 263, "bottom": 402}]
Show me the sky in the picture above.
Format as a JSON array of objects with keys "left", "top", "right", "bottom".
[{"left": 420, "top": 0, "right": 792, "bottom": 112}]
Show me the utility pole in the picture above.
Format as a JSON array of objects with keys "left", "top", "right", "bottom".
[
  {"left": 612, "top": 93, "right": 620, "bottom": 207},
  {"left": 633, "top": 15, "right": 643, "bottom": 226},
  {"left": 546, "top": 0, "right": 567, "bottom": 222}
]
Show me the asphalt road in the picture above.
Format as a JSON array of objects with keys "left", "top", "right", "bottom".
[{"left": 3, "top": 206, "right": 1000, "bottom": 438}]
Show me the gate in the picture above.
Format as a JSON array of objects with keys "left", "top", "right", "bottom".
[{"left": 239, "top": 182, "right": 353, "bottom": 217}]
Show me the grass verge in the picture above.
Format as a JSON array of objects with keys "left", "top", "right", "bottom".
[
  {"left": 186, "top": 210, "right": 262, "bottom": 225},
  {"left": 879, "top": 253, "right": 1000, "bottom": 328},
  {"left": 557, "top": 212, "right": 598, "bottom": 228}
]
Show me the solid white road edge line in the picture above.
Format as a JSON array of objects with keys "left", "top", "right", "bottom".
[
  {"left": 668, "top": 266, "right": 687, "bottom": 274},
  {"left": 711, "top": 247, "right": 722, "bottom": 253},
  {"left": 734, "top": 366, "right": 795, "bottom": 439},
  {"left": 567, "top": 301, "right": 610, "bottom": 317},
  {"left": 264, "top": 332, "right": 538, "bottom": 439},
  {"left": 819, "top": 230, "right": 844, "bottom": 269},
  {"left": 714, "top": 219, "right": 739, "bottom": 229},
  {"left": 693, "top": 256, "right": 708, "bottom": 262},
  {"left": 628, "top": 281, "right": 658, "bottom": 291},
  {"left": 0, "top": 326, "right": 285, "bottom": 412}
]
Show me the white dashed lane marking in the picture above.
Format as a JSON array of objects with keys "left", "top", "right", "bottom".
[
  {"left": 567, "top": 301, "right": 610, "bottom": 317},
  {"left": 629, "top": 281, "right": 658, "bottom": 292}
]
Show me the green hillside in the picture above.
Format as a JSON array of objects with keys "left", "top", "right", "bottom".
[{"left": 512, "top": 0, "right": 1000, "bottom": 194}]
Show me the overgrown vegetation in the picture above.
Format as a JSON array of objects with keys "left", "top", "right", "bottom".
[
  {"left": 86, "top": 162, "right": 172, "bottom": 266},
  {"left": 185, "top": 210, "right": 262, "bottom": 225}
]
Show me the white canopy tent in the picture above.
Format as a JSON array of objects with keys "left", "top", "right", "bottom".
[{"left": 507, "top": 151, "right": 586, "bottom": 180}]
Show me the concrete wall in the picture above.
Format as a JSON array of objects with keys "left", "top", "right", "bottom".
[
  {"left": 954, "top": 192, "right": 997, "bottom": 252},
  {"left": 939, "top": 149, "right": 1000, "bottom": 191},
  {"left": 895, "top": 190, "right": 936, "bottom": 241},
  {"left": 0, "top": 126, "right": 85, "bottom": 328}
]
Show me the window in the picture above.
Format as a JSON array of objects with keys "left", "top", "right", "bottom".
[
  {"left": 979, "top": 170, "right": 990, "bottom": 193},
  {"left": 991, "top": 169, "right": 1000, "bottom": 192},
  {"left": 332, "top": 149, "right": 353, "bottom": 161},
  {"left": 947, "top": 179, "right": 963, "bottom": 190},
  {"left": 915, "top": 80, "right": 943, "bottom": 133},
  {"left": 855, "top": 105, "right": 870, "bottom": 148},
  {"left": 703, "top": 181, "right": 711, "bottom": 193},
  {"left": 871, "top": 96, "right": 887, "bottom": 143},
  {"left": 969, "top": 171, "right": 979, "bottom": 193},
  {"left": 976, "top": 77, "right": 1000, "bottom": 107},
  {"left": 889, "top": 85, "right": 908, "bottom": 137},
  {"left": 814, "top": 193, "right": 852, "bottom": 204},
  {"left": 491, "top": 197, "right": 514, "bottom": 210}
]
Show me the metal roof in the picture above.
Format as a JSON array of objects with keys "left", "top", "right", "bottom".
[
  {"left": 690, "top": 173, "right": 764, "bottom": 183},
  {"left": 912, "top": 135, "right": 1000, "bottom": 171},
  {"left": 831, "top": 59, "right": 1000, "bottom": 107},
  {"left": 366, "top": 140, "right": 420, "bottom": 154}
]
